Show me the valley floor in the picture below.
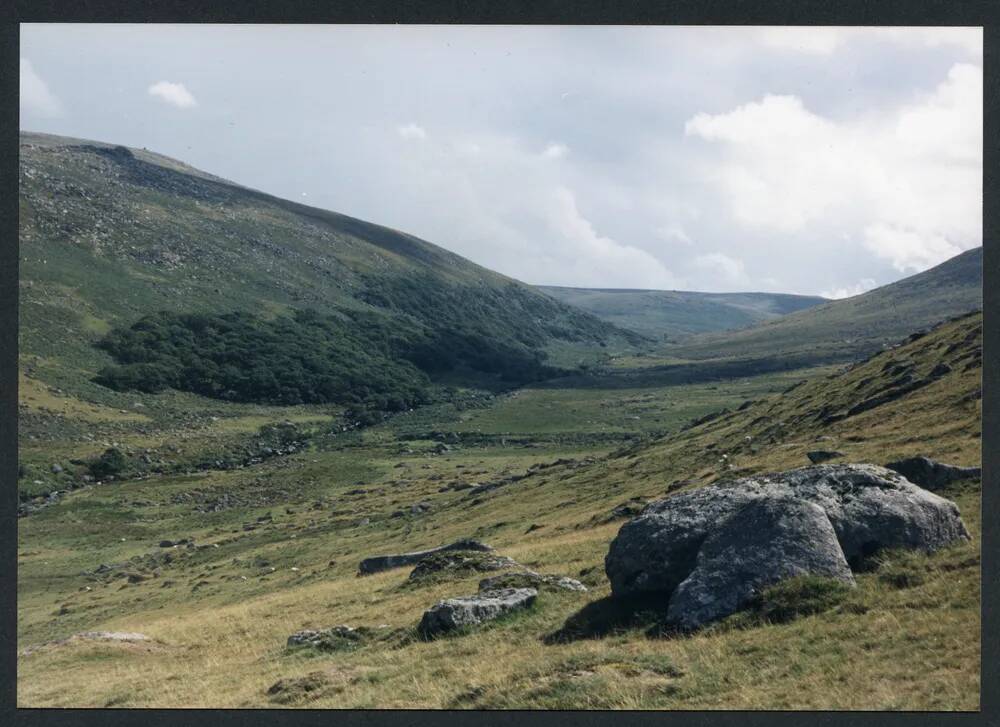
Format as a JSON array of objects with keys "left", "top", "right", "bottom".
[{"left": 16, "top": 317, "right": 982, "bottom": 709}]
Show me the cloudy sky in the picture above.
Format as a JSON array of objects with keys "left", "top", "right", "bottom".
[{"left": 20, "top": 24, "right": 982, "bottom": 297}]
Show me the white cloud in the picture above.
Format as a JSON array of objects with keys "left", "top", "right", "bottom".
[
  {"left": 655, "top": 224, "right": 693, "bottom": 246},
  {"left": 862, "top": 224, "right": 962, "bottom": 273},
  {"left": 397, "top": 123, "right": 427, "bottom": 140},
  {"left": 20, "top": 58, "right": 62, "bottom": 118},
  {"left": 821, "top": 277, "right": 877, "bottom": 300},
  {"left": 545, "top": 187, "right": 679, "bottom": 288},
  {"left": 148, "top": 80, "right": 197, "bottom": 108},
  {"left": 754, "top": 26, "right": 982, "bottom": 57},
  {"left": 691, "top": 252, "right": 748, "bottom": 284},
  {"left": 685, "top": 62, "right": 982, "bottom": 273},
  {"left": 541, "top": 142, "right": 569, "bottom": 159},
  {"left": 757, "top": 27, "right": 845, "bottom": 55}
]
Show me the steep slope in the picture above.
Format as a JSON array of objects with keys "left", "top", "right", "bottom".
[
  {"left": 538, "top": 286, "right": 826, "bottom": 340},
  {"left": 665, "top": 247, "right": 982, "bottom": 366},
  {"left": 18, "top": 132, "right": 636, "bottom": 407}
]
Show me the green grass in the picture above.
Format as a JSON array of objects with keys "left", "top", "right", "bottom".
[
  {"left": 665, "top": 248, "right": 981, "bottom": 366},
  {"left": 539, "top": 286, "right": 826, "bottom": 341},
  {"left": 16, "top": 314, "right": 982, "bottom": 709},
  {"left": 16, "top": 131, "right": 982, "bottom": 710}
]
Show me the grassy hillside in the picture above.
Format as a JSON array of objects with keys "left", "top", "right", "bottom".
[
  {"left": 539, "top": 286, "right": 826, "bottom": 340},
  {"left": 664, "top": 248, "right": 982, "bottom": 366},
  {"left": 17, "top": 311, "right": 981, "bottom": 709},
  {"left": 18, "top": 132, "right": 639, "bottom": 412}
]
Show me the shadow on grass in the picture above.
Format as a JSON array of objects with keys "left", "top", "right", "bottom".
[{"left": 542, "top": 593, "right": 677, "bottom": 644}]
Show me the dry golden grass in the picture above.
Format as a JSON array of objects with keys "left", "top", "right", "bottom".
[{"left": 17, "top": 314, "right": 982, "bottom": 710}]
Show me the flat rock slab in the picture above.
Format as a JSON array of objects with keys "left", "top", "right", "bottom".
[
  {"left": 604, "top": 463, "right": 970, "bottom": 630},
  {"left": 418, "top": 587, "right": 537, "bottom": 637},
  {"left": 78, "top": 631, "right": 150, "bottom": 642},
  {"left": 358, "top": 539, "right": 493, "bottom": 575},
  {"left": 478, "top": 571, "right": 587, "bottom": 593},
  {"left": 886, "top": 456, "right": 981, "bottom": 491},
  {"left": 666, "top": 498, "right": 854, "bottom": 630}
]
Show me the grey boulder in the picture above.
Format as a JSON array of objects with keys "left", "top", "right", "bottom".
[
  {"left": 885, "top": 456, "right": 981, "bottom": 491},
  {"left": 606, "top": 464, "right": 969, "bottom": 600},
  {"left": 418, "top": 587, "right": 537, "bottom": 637},
  {"left": 666, "top": 497, "right": 854, "bottom": 630}
]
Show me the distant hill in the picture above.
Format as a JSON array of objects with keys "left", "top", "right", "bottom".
[
  {"left": 667, "top": 247, "right": 983, "bottom": 366},
  {"left": 538, "top": 286, "right": 827, "bottom": 340},
  {"left": 18, "top": 132, "right": 636, "bottom": 410}
]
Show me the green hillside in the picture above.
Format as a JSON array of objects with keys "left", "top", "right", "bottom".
[
  {"left": 666, "top": 247, "right": 982, "bottom": 366},
  {"left": 18, "top": 132, "right": 638, "bottom": 413},
  {"left": 538, "top": 286, "right": 826, "bottom": 340}
]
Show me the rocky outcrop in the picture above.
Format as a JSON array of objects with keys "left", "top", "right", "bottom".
[
  {"left": 665, "top": 498, "right": 854, "bottom": 631},
  {"left": 407, "top": 551, "right": 519, "bottom": 581},
  {"left": 418, "top": 588, "right": 537, "bottom": 637},
  {"left": 885, "top": 456, "right": 981, "bottom": 491},
  {"left": 357, "top": 539, "right": 493, "bottom": 575},
  {"left": 478, "top": 571, "right": 587, "bottom": 593},
  {"left": 286, "top": 625, "right": 367, "bottom": 651},
  {"left": 604, "top": 464, "right": 969, "bottom": 629}
]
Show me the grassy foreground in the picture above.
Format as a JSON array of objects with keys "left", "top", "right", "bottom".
[{"left": 17, "top": 314, "right": 981, "bottom": 709}]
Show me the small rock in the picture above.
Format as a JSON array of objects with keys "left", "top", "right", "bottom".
[
  {"left": 886, "top": 456, "right": 981, "bottom": 491},
  {"left": 806, "top": 450, "right": 844, "bottom": 464},
  {"left": 418, "top": 588, "right": 537, "bottom": 637}
]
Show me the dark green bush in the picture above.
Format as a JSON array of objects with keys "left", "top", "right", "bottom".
[
  {"left": 89, "top": 447, "right": 129, "bottom": 480},
  {"left": 94, "top": 304, "right": 565, "bottom": 408}
]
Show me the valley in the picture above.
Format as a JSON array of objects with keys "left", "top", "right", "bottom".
[{"left": 16, "top": 133, "right": 983, "bottom": 710}]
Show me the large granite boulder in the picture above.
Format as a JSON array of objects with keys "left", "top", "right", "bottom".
[
  {"left": 885, "top": 456, "right": 981, "bottom": 491},
  {"left": 604, "top": 464, "right": 970, "bottom": 630},
  {"left": 418, "top": 587, "right": 537, "bottom": 637},
  {"left": 357, "top": 539, "right": 493, "bottom": 575},
  {"left": 665, "top": 498, "right": 854, "bottom": 630}
]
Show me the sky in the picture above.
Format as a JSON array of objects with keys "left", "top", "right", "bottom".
[{"left": 20, "top": 24, "right": 983, "bottom": 297}]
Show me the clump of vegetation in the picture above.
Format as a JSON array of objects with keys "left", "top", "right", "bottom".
[
  {"left": 266, "top": 672, "right": 334, "bottom": 704},
  {"left": 88, "top": 447, "right": 130, "bottom": 480},
  {"left": 93, "top": 306, "right": 572, "bottom": 410},
  {"left": 736, "top": 576, "right": 853, "bottom": 626},
  {"left": 94, "top": 309, "right": 432, "bottom": 408}
]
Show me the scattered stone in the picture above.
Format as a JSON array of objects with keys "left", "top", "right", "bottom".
[
  {"left": 806, "top": 450, "right": 844, "bottom": 464},
  {"left": 51, "top": 463, "right": 63, "bottom": 474},
  {"left": 478, "top": 570, "right": 587, "bottom": 593},
  {"left": 885, "top": 456, "right": 981, "bottom": 491},
  {"left": 358, "top": 539, "right": 494, "bottom": 575},
  {"left": 418, "top": 587, "right": 537, "bottom": 637}
]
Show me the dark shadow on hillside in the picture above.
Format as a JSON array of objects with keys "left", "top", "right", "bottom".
[
  {"left": 542, "top": 593, "right": 677, "bottom": 644},
  {"left": 535, "top": 354, "right": 831, "bottom": 392}
]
